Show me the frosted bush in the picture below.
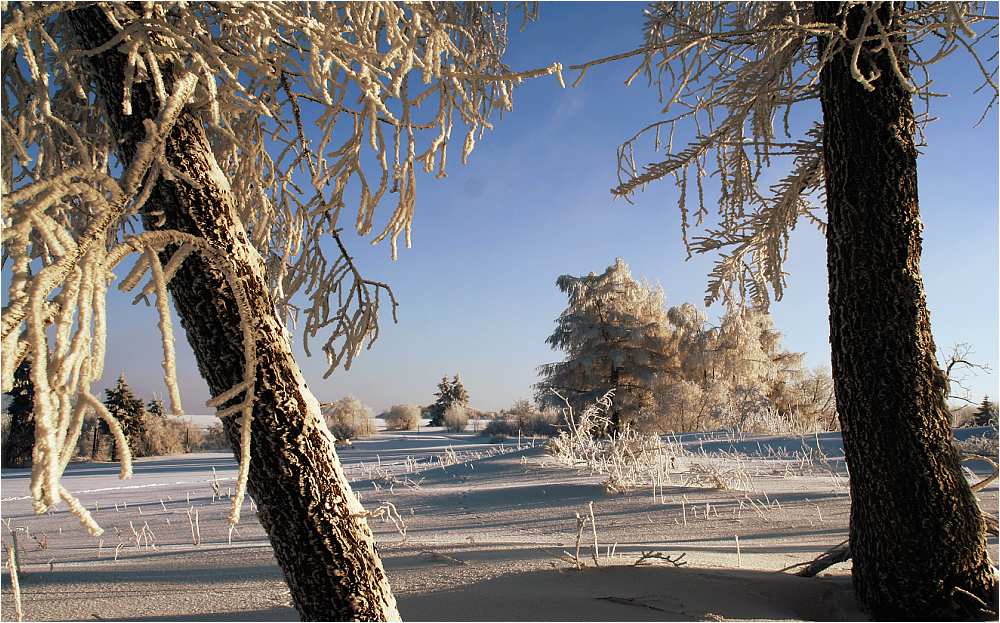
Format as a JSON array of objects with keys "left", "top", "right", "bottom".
[
  {"left": 323, "top": 396, "right": 376, "bottom": 440},
  {"left": 547, "top": 390, "right": 681, "bottom": 493},
  {"left": 201, "top": 422, "right": 229, "bottom": 450},
  {"left": 384, "top": 404, "right": 421, "bottom": 431},
  {"left": 955, "top": 430, "right": 999, "bottom": 457},
  {"left": 483, "top": 399, "right": 558, "bottom": 438},
  {"left": 132, "top": 413, "right": 184, "bottom": 457},
  {"left": 442, "top": 405, "right": 469, "bottom": 433}
]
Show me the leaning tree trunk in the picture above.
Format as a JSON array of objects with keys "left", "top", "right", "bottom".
[
  {"left": 815, "top": 3, "right": 997, "bottom": 620},
  {"left": 69, "top": 9, "right": 399, "bottom": 621}
]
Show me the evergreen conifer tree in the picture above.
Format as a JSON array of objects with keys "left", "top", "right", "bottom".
[
  {"left": 102, "top": 375, "right": 147, "bottom": 459},
  {"left": 428, "top": 374, "right": 471, "bottom": 426},
  {"left": 428, "top": 377, "right": 451, "bottom": 426},
  {"left": 537, "top": 258, "right": 674, "bottom": 434},
  {"left": 451, "top": 374, "right": 470, "bottom": 408},
  {"left": 147, "top": 398, "right": 166, "bottom": 419},
  {"left": 973, "top": 396, "right": 998, "bottom": 428},
  {"left": 2, "top": 359, "right": 35, "bottom": 468}
]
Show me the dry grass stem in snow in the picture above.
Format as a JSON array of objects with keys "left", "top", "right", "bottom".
[
  {"left": 548, "top": 390, "right": 682, "bottom": 493},
  {"left": 5, "top": 544, "right": 23, "bottom": 622}
]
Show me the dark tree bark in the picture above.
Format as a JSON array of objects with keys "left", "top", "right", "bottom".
[
  {"left": 2, "top": 359, "right": 35, "bottom": 469},
  {"left": 814, "top": 2, "right": 997, "bottom": 619},
  {"left": 69, "top": 9, "right": 399, "bottom": 621}
]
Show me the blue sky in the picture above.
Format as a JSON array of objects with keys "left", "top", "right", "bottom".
[{"left": 97, "top": 3, "right": 999, "bottom": 417}]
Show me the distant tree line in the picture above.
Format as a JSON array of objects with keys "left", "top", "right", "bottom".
[
  {"left": 2, "top": 371, "right": 207, "bottom": 466},
  {"left": 85, "top": 374, "right": 206, "bottom": 460}
]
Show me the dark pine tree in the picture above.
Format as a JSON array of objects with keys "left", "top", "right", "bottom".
[
  {"left": 427, "top": 376, "right": 453, "bottom": 426},
  {"left": 147, "top": 398, "right": 166, "bottom": 419},
  {"left": 973, "top": 396, "right": 998, "bottom": 428},
  {"left": 427, "top": 374, "right": 470, "bottom": 426},
  {"left": 2, "top": 359, "right": 35, "bottom": 468},
  {"left": 102, "top": 374, "right": 146, "bottom": 459}
]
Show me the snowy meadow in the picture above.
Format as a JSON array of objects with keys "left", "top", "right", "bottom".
[{"left": 2, "top": 425, "right": 996, "bottom": 621}]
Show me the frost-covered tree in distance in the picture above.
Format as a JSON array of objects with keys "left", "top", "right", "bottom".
[
  {"left": 656, "top": 304, "right": 821, "bottom": 434},
  {"left": 1, "top": 3, "right": 562, "bottom": 619},
  {"left": 2, "top": 359, "right": 34, "bottom": 469},
  {"left": 973, "top": 396, "right": 998, "bottom": 427},
  {"left": 146, "top": 398, "right": 165, "bottom": 419},
  {"left": 538, "top": 258, "right": 675, "bottom": 434},
  {"left": 575, "top": 2, "right": 997, "bottom": 618},
  {"left": 451, "top": 374, "right": 471, "bottom": 409},
  {"left": 427, "top": 374, "right": 470, "bottom": 427}
]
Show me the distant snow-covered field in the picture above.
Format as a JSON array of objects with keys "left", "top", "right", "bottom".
[{"left": 1, "top": 427, "right": 996, "bottom": 621}]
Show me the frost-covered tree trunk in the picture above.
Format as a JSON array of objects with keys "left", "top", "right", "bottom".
[
  {"left": 815, "top": 3, "right": 997, "bottom": 619},
  {"left": 69, "top": 9, "right": 399, "bottom": 621}
]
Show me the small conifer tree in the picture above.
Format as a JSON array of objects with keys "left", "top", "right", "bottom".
[
  {"left": 428, "top": 377, "right": 452, "bottom": 426},
  {"left": 451, "top": 374, "right": 470, "bottom": 408},
  {"left": 147, "top": 398, "right": 166, "bottom": 418},
  {"left": 973, "top": 396, "right": 998, "bottom": 428},
  {"left": 102, "top": 375, "right": 147, "bottom": 459},
  {"left": 2, "top": 360, "right": 35, "bottom": 468},
  {"left": 537, "top": 258, "right": 674, "bottom": 434},
  {"left": 428, "top": 374, "right": 471, "bottom": 426}
]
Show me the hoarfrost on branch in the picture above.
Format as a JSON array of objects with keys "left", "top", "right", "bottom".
[
  {"left": 1, "top": 1, "right": 561, "bottom": 533},
  {"left": 571, "top": 2, "right": 996, "bottom": 307}
]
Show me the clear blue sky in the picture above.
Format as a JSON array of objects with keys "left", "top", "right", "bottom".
[{"left": 96, "top": 3, "right": 998, "bottom": 418}]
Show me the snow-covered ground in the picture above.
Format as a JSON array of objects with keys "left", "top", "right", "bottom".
[{"left": 1, "top": 428, "right": 996, "bottom": 621}]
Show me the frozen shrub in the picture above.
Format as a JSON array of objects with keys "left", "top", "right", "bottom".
[
  {"left": 174, "top": 419, "right": 205, "bottom": 452},
  {"left": 481, "top": 417, "right": 517, "bottom": 439},
  {"left": 547, "top": 390, "right": 681, "bottom": 493},
  {"left": 133, "top": 412, "right": 184, "bottom": 456},
  {"left": 442, "top": 404, "right": 469, "bottom": 432},
  {"left": 201, "top": 422, "right": 229, "bottom": 450},
  {"left": 384, "top": 404, "right": 421, "bottom": 431},
  {"left": 481, "top": 417, "right": 516, "bottom": 439},
  {"left": 955, "top": 424, "right": 999, "bottom": 457},
  {"left": 323, "top": 396, "right": 377, "bottom": 440},
  {"left": 483, "top": 399, "right": 558, "bottom": 438}
]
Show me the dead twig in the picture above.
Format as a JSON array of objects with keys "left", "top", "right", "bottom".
[
  {"left": 588, "top": 501, "right": 600, "bottom": 568},
  {"left": 418, "top": 550, "right": 466, "bottom": 566},
  {"left": 571, "top": 511, "right": 587, "bottom": 570},
  {"left": 633, "top": 551, "right": 687, "bottom": 567},
  {"left": 596, "top": 596, "right": 668, "bottom": 612},
  {"left": 777, "top": 539, "right": 850, "bottom": 577}
]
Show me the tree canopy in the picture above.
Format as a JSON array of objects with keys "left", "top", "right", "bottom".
[
  {"left": 537, "top": 258, "right": 673, "bottom": 431},
  {"left": 571, "top": 2, "right": 996, "bottom": 308},
  {"left": 1, "top": 1, "right": 562, "bottom": 532}
]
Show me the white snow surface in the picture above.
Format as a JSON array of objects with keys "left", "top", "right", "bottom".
[{"left": 1, "top": 427, "right": 996, "bottom": 621}]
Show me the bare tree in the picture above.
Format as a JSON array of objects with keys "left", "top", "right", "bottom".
[
  {"left": 574, "top": 2, "right": 997, "bottom": 618},
  {"left": 1, "top": 3, "right": 561, "bottom": 619},
  {"left": 942, "top": 342, "right": 993, "bottom": 405}
]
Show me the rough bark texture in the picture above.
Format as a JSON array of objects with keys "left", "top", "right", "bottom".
[
  {"left": 2, "top": 360, "right": 35, "bottom": 469},
  {"left": 814, "top": 3, "right": 998, "bottom": 620},
  {"left": 69, "top": 9, "right": 399, "bottom": 621}
]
